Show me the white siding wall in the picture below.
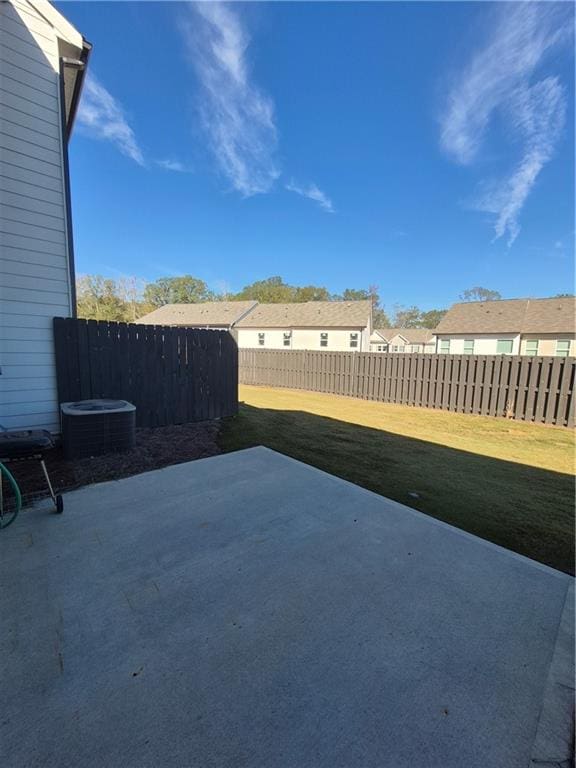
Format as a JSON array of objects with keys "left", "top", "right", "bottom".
[
  {"left": 0, "top": 0, "right": 73, "bottom": 431},
  {"left": 237, "top": 327, "right": 369, "bottom": 351},
  {"left": 520, "top": 335, "right": 575, "bottom": 357},
  {"left": 370, "top": 333, "right": 573, "bottom": 356},
  {"left": 369, "top": 334, "right": 436, "bottom": 353},
  {"left": 435, "top": 334, "right": 521, "bottom": 355}
]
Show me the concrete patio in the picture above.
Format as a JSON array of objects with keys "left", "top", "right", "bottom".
[{"left": 1, "top": 447, "right": 573, "bottom": 767}]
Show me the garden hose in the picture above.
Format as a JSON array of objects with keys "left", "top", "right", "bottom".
[{"left": 0, "top": 461, "right": 22, "bottom": 529}]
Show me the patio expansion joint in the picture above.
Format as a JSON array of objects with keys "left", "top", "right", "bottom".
[{"left": 529, "top": 581, "right": 575, "bottom": 768}]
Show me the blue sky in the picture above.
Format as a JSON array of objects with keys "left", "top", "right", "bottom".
[{"left": 60, "top": 1, "right": 574, "bottom": 310}]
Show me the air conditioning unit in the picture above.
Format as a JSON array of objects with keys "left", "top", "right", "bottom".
[{"left": 61, "top": 399, "right": 136, "bottom": 460}]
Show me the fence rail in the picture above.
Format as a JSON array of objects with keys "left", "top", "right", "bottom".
[
  {"left": 54, "top": 318, "right": 238, "bottom": 428},
  {"left": 239, "top": 349, "right": 575, "bottom": 427}
]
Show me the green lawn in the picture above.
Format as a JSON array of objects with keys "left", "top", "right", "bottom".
[{"left": 220, "top": 385, "right": 575, "bottom": 574}]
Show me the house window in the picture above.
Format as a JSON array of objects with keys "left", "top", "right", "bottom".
[
  {"left": 463, "top": 339, "right": 475, "bottom": 354},
  {"left": 283, "top": 331, "right": 291, "bottom": 347},
  {"left": 320, "top": 332, "right": 328, "bottom": 348},
  {"left": 439, "top": 339, "right": 450, "bottom": 354},
  {"left": 556, "top": 340, "right": 571, "bottom": 357},
  {"left": 350, "top": 333, "right": 359, "bottom": 348},
  {"left": 258, "top": 333, "right": 265, "bottom": 346},
  {"left": 377, "top": 344, "right": 388, "bottom": 352},
  {"left": 525, "top": 340, "right": 539, "bottom": 356},
  {"left": 496, "top": 339, "right": 514, "bottom": 355}
]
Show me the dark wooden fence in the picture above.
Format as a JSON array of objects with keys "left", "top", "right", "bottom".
[
  {"left": 239, "top": 348, "right": 575, "bottom": 427},
  {"left": 54, "top": 318, "right": 238, "bottom": 428}
]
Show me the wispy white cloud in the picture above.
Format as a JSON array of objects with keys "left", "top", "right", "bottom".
[
  {"left": 440, "top": 2, "right": 571, "bottom": 245},
  {"left": 78, "top": 74, "right": 189, "bottom": 173},
  {"left": 286, "top": 180, "right": 334, "bottom": 213},
  {"left": 182, "top": 1, "right": 279, "bottom": 196},
  {"left": 155, "top": 159, "right": 192, "bottom": 173},
  {"left": 77, "top": 73, "right": 145, "bottom": 166},
  {"left": 473, "top": 77, "right": 565, "bottom": 245}
]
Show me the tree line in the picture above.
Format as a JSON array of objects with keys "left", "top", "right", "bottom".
[{"left": 76, "top": 274, "right": 504, "bottom": 329}]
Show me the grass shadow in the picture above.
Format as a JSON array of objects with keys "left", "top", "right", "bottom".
[{"left": 220, "top": 403, "right": 575, "bottom": 574}]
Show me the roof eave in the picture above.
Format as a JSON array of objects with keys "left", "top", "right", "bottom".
[{"left": 65, "top": 38, "right": 92, "bottom": 138}]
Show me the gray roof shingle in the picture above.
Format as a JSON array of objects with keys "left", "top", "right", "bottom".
[
  {"left": 436, "top": 297, "right": 576, "bottom": 335},
  {"left": 136, "top": 301, "right": 257, "bottom": 327},
  {"left": 235, "top": 300, "right": 372, "bottom": 328},
  {"left": 374, "top": 328, "right": 434, "bottom": 343}
]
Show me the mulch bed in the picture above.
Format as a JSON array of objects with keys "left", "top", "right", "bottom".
[{"left": 6, "top": 421, "right": 222, "bottom": 505}]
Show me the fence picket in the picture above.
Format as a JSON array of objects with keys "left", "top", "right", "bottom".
[
  {"left": 555, "top": 358, "right": 573, "bottom": 427},
  {"left": 514, "top": 357, "right": 531, "bottom": 421}
]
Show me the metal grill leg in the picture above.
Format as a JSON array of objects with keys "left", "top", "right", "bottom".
[{"left": 40, "top": 459, "right": 56, "bottom": 505}]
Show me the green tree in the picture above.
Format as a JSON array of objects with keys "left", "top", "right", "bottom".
[
  {"left": 373, "top": 307, "right": 391, "bottom": 327},
  {"left": 338, "top": 288, "right": 371, "bottom": 302},
  {"left": 293, "top": 285, "right": 331, "bottom": 302},
  {"left": 234, "top": 277, "right": 330, "bottom": 303},
  {"left": 388, "top": 306, "right": 447, "bottom": 329},
  {"left": 335, "top": 286, "right": 389, "bottom": 327},
  {"left": 76, "top": 275, "right": 128, "bottom": 321},
  {"left": 419, "top": 309, "right": 447, "bottom": 329},
  {"left": 144, "top": 275, "right": 212, "bottom": 307},
  {"left": 460, "top": 287, "right": 502, "bottom": 302},
  {"left": 392, "top": 305, "right": 422, "bottom": 328},
  {"left": 116, "top": 276, "right": 148, "bottom": 321},
  {"left": 234, "top": 276, "right": 296, "bottom": 303},
  {"left": 336, "top": 287, "right": 379, "bottom": 303}
]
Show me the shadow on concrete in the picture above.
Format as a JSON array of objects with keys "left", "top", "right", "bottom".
[{"left": 221, "top": 403, "right": 575, "bottom": 574}]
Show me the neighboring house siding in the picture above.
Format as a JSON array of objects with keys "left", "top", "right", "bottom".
[
  {"left": 388, "top": 333, "right": 409, "bottom": 351},
  {"left": 435, "top": 334, "right": 520, "bottom": 355},
  {"left": 520, "top": 334, "right": 575, "bottom": 357},
  {"left": 373, "top": 333, "right": 574, "bottom": 356},
  {"left": 237, "top": 327, "right": 369, "bottom": 351},
  {"left": 0, "top": 0, "right": 73, "bottom": 431},
  {"left": 369, "top": 332, "right": 436, "bottom": 353},
  {"left": 434, "top": 298, "right": 576, "bottom": 355},
  {"left": 369, "top": 343, "right": 435, "bottom": 353}
]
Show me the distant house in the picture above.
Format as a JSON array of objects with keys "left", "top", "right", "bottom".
[
  {"left": 434, "top": 297, "right": 576, "bottom": 356},
  {"left": 0, "top": 1, "right": 90, "bottom": 431},
  {"left": 235, "top": 300, "right": 372, "bottom": 351},
  {"left": 136, "top": 301, "right": 257, "bottom": 330},
  {"left": 370, "top": 328, "right": 436, "bottom": 353}
]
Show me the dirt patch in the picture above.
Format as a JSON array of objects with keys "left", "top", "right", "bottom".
[{"left": 7, "top": 421, "right": 222, "bottom": 504}]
